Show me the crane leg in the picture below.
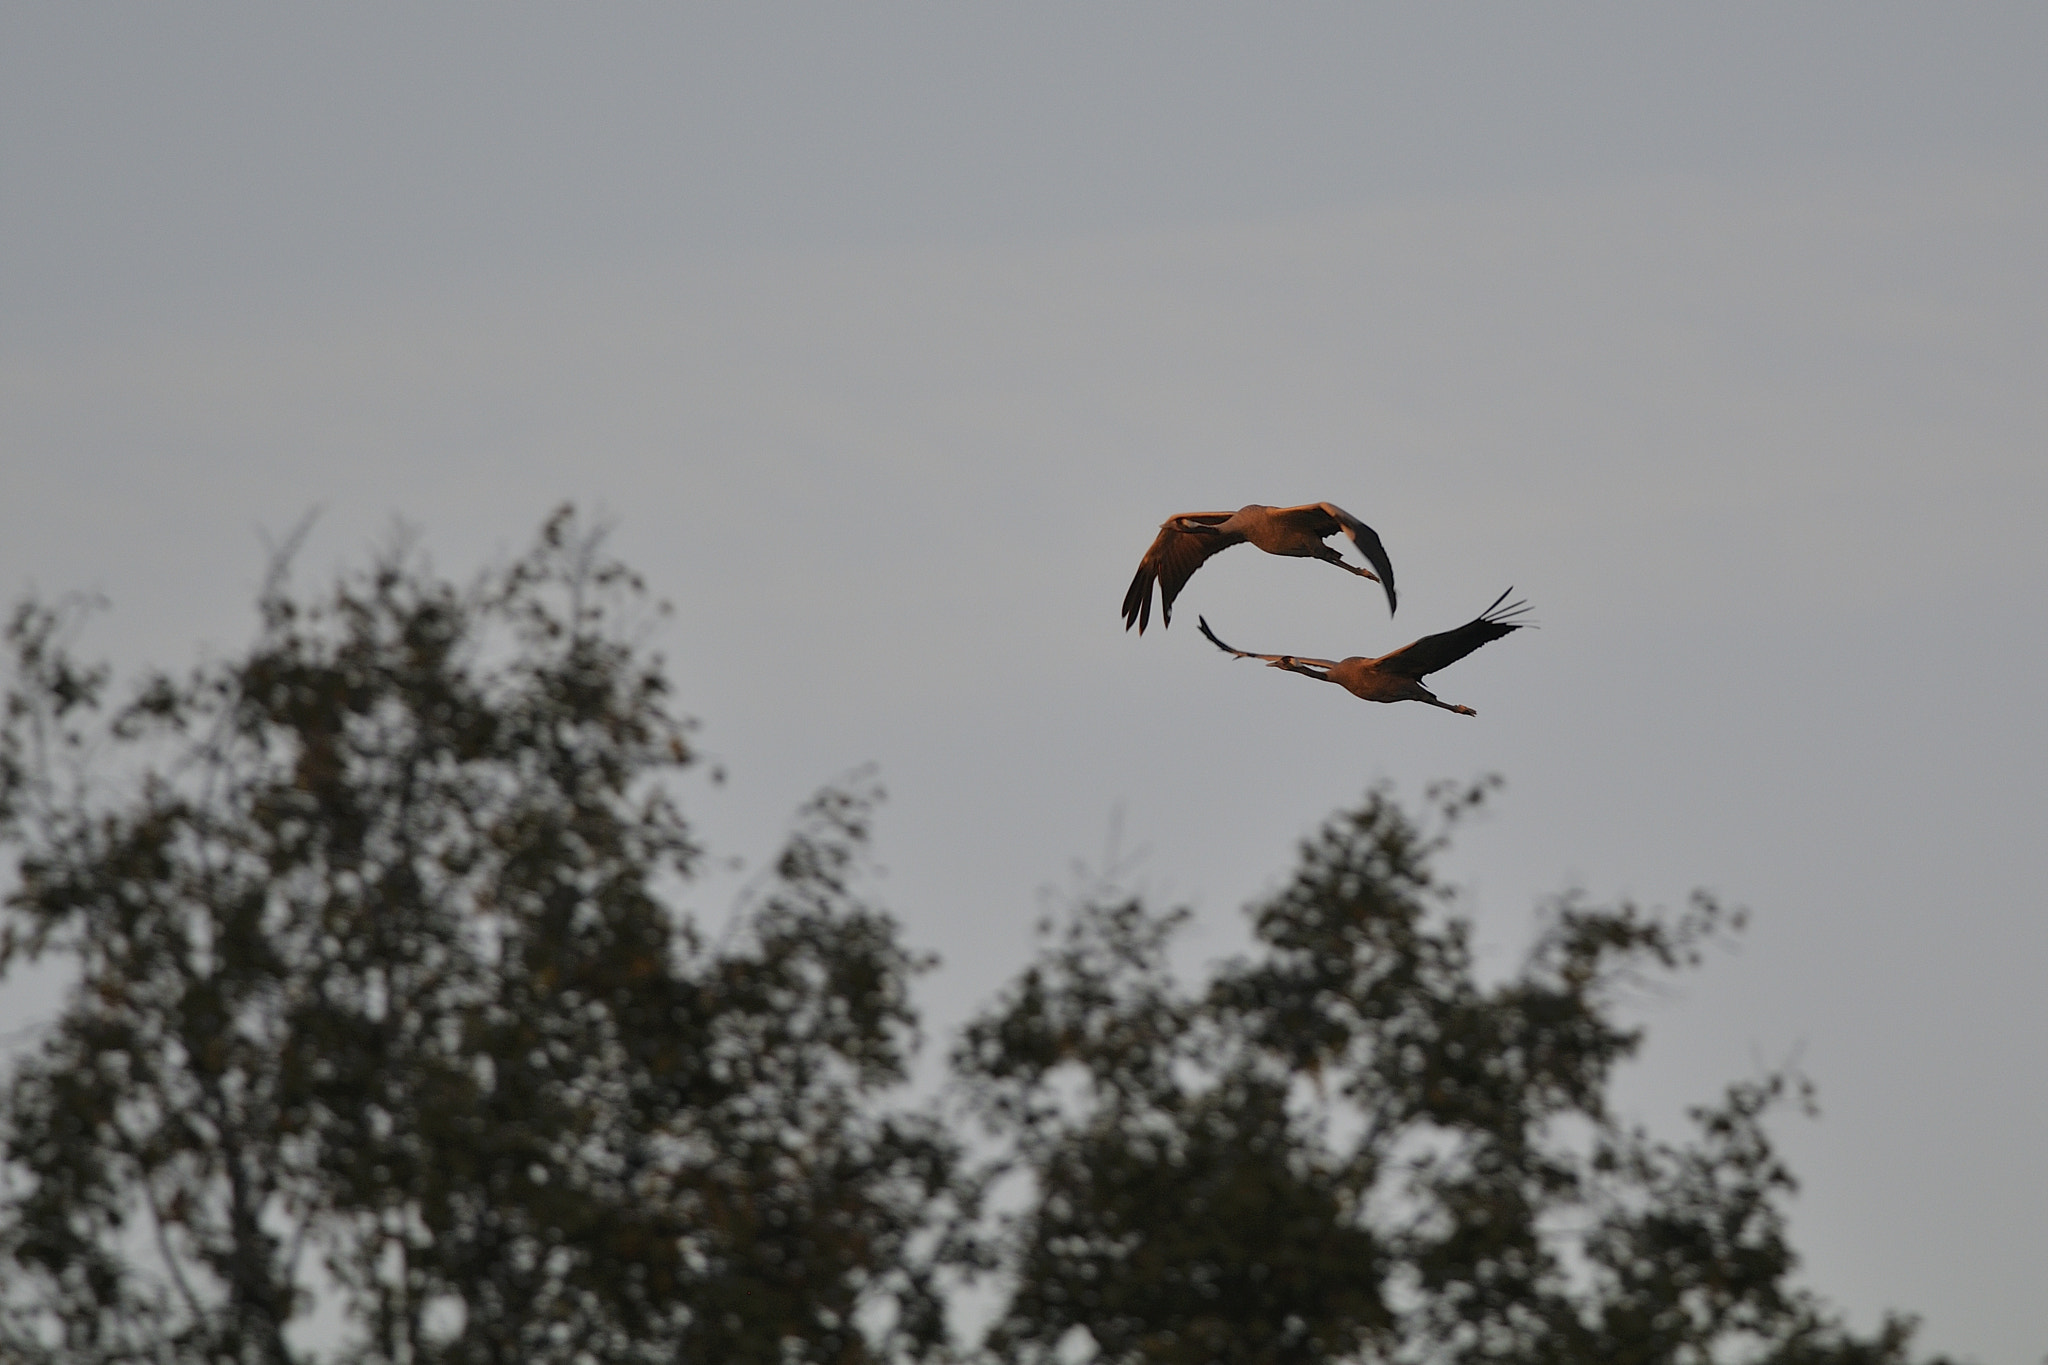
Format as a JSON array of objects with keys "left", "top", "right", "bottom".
[{"left": 1315, "top": 549, "right": 1379, "bottom": 583}]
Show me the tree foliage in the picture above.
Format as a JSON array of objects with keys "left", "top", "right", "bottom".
[
  {"left": 0, "top": 513, "right": 1950, "bottom": 1364},
  {"left": 0, "top": 512, "right": 955, "bottom": 1364},
  {"left": 954, "top": 786, "right": 1947, "bottom": 1365}
]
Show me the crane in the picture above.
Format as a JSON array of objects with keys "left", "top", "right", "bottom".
[
  {"left": 1196, "top": 590, "right": 1529, "bottom": 716},
  {"left": 1121, "top": 502, "right": 1396, "bottom": 634}
]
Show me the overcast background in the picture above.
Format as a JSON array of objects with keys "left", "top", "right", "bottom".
[{"left": 5, "top": 6, "right": 2046, "bottom": 1360}]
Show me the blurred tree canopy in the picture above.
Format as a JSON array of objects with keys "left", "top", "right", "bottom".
[
  {"left": 953, "top": 787, "right": 1943, "bottom": 1365},
  {"left": 0, "top": 512, "right": 1947, "bottom": 1364},
  {"left": 0, "top": 513, "right": 956, "bottom": 1364}
]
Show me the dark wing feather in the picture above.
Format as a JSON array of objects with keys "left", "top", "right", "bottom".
[
  {"left": 1196, "top": 615, "right": 1257, "bottom": 658},
  {"left": 1325, "top": 505, "right": 1397, "bottom": 614},
  {"left": 1196, "top": 617, "right": 1340, "bottom": 669},
  {"left": 1372, "top": 590, "right": 1530, "bottom": 679},
  {"left": 1121, "top": 514, "right": 1240, "bottom": 633}
]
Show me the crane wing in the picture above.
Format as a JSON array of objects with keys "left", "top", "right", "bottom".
[
  {"left": 1271, "top": 502, "right": 1398, "bottom": 613},
  {"left": 1196, "top": 617, "right": 1341, "bottom": 669},
  {"left": 1121, "top": 513, "right": 1240, "bottom": 633},
  {"left": 1372, "top": 590, "right": 1529, "bottom": 679},
  {"left": 1324, "top": 504, "right": 1397, "bottom": 614}
]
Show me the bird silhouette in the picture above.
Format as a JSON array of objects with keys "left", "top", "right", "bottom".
[
  {"left": 1122, "top": 502, "right": 1396, "bottom": 633},
  {"left": 1196, "top": 590, "right": 1529, "bottom": 716}
]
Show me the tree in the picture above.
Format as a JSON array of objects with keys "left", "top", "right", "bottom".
[
  {"left": 954, "top": 784, "right": 1949, "bottom": 1365},
  {"left": 0, "top": 511, "right": 957, "bottom": 1364}
]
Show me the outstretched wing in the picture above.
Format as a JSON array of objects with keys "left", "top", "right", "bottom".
[
  {"left": 1271, "top": 502, "right": 1397, "bottom": 613},
  {"left": 1122, "top": 513, "right": 1239, "bottom": 633},
  {"left": 1196, "top": 616, "right": 1341, "bottom": 669},
  {"left": 1372, "top": 590, "right": 1530, "bottom": 679}
]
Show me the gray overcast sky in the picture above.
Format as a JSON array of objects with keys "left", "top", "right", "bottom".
[{"left": 4, "top": 7, "right": 2047, "bottom": 1361}]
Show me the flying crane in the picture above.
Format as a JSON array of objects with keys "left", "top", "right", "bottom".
[
  {"left": 1196, "top": 590, "right": 1530, "bottom": 717},
  {"left": 1121, "top": 502, "right": 1396, "bottom": 634}
]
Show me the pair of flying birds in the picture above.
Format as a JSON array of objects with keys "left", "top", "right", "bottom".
[{"left": 1122, "top": 501, "right": 1527, "bottom": 716}]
